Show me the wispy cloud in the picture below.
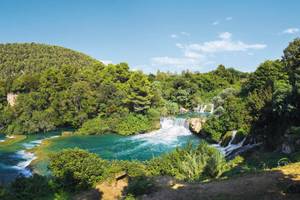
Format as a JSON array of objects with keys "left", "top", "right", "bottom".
[
  {"left": 152, "top": 32, "right": 266, "bottom": 70},
  {"left": 170, "top": 32, "right": 190, "bottom": 39},
  {"left": 187, "top": 32, "right": 266, "bottom": 53},
  {"left": 282, "top": 28, "right": 299, "bottom": 34},
  {"left": 225, "top": 16, "right": 233, "bottom": 21},
  {"left": 212, "top": 17, "right": 233, "bottom": 25},
  {"left": 170, "top": 34, "right": 178, "bottom": 38},
  {"left": 181, "top": 31, "right": 190, "bottom": 36},
  {"left": 212, "top": 20, "right": 219, "bottom": 26}
]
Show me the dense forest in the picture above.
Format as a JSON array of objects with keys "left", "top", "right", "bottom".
[
  {"left": 0, "top": 43, "right": 247, "bottom": 136},
  {"left": 0, "top": 39, "right": 300, "bottom": 199}
]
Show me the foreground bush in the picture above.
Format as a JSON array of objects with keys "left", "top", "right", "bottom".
[
  {"left": 3, "top": 175, "right": 51, "bottom": 200},
  {"left": 49, "top": 148, "right": 108, "bottom": 191},
  {"left": 146, "top": 142, "right": 227, "bottom": 181}
]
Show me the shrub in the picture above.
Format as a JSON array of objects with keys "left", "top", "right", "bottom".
[
  {"left": 115, "top": 114, "right": 152, "bottom": 135},
  {"left": 8, "top": 175, "right": 51, "bottom": 200},
  {"left": 146, "top": 142, "right": 227, "bottom": 181},
  {"left": 126, "top": 176, "right": 156, "bottom": 196},
  {"left": 49, "top": 148, "right": 108, "bottom": 191},
  {"left": 75, "top": 117, "right": 110, "bottom": 135}
]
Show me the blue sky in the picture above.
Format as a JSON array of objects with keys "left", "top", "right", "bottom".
[{"left": 1, "top": 0, "right": 299, "bottom": 73}]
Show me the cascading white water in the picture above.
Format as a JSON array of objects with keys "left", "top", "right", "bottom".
[
  {"left": 131, "top": 117, "right": 191, "bottom": 146},
  {"left": 200, "top": 105, "right": 207, "bottom": 113},
  {"left": 212, "top": 130, "right": 247, "bottom": 157},
  {"left": 10, "top": 135, "right": 59, "bottom": 177},
  {"left": 210, "top": 104, "right": 214, "bottom": 114}
]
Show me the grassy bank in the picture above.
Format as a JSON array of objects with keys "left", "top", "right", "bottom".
[{"left": 0, "top": 135, "right": 26, "bottom": 147}]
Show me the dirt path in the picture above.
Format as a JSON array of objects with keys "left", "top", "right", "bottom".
[{"left": 143, "top": 163, "right": 300, "bottom": 200}]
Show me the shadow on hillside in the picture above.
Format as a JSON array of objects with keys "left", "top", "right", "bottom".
[{"left": 136, "top": 168, "right": 300, "bottom": 200}]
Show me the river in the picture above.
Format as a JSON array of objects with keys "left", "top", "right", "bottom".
[{"left": 0, "top": 117, "right": 200, "bottom": 183}]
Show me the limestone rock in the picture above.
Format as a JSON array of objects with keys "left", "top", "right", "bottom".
[
  {"left": 188, "top": 118, "right": 206, "bottom": 134},
  {"left": 7, "top": 93, "right": 18, "bottom": 107},
  {"left": 179, "top": 107, "right": 189, "bottom": 114}
]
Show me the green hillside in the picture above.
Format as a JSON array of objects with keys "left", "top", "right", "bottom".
[{"left": 0, "top": 43, "right": 98, "bottom": 75}]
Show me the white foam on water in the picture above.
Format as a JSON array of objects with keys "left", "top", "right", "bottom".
[
  {"left": 11, "top": 150, "right": 37, "bottom": 177},
  {"left": 131, "top": 117, "right": 191, "bottom": 146},
  {"left": 10, "top": 135, "right": 60, "bottom": 177},
  {"left": 213, "top": 130, "right": 247, "bottom": 157}
]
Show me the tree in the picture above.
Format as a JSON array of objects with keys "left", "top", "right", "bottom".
[
  {"left": 125, "top": 72, "right": 154, "bottom": 113},
  {"left": 242, "top": 60, "right": 286, "bottom": 94}
]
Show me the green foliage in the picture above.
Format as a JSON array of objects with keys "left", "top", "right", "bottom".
[
  {"left": 7, "top": 175, "right": 51, "bottom": 200},
  {"left": 202, "top": 89, "right": 251, "bottom": 142},
  {"left": 75, "top": 117, "right": 110, "bottom": 135},
  {"left": 125, "top": 71, "right": 154, "bottom": 113},
  {"left": 154, "top": 66, "right": 247, "bottom": 109},
  {"left": 283, "top": 38, "right": 300, "bottom": 96},
  {"left": 49, "top": 148, "right": 108, "bottom": 191},
  {"left": 126, "top": 176, "right": 156, "bottom": 196},
  {"left": 146, "top": 142, "right": 227, "bottom": 181},
  {"left": 115, "top": 114, "right": 152, "bottom": 135},
  {"left": 76, "top": 112, "right": 157, "bottom": 135}
]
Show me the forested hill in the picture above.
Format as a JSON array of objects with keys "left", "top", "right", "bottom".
[{"left": 0, "top": 43, "right": 100, "bottom": 87}]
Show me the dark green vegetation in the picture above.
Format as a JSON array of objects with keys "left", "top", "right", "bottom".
[
  {"left": 202, "top": 39, "right": 300, "bottom": 151},
  {"left": 0, "top": 43, "right": 245, "bottom": 135}
]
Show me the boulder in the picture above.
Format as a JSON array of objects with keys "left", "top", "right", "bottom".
[
  {"left": 179, "top": 107, "right": 189, "bottom": 114},
  {"left": 7, "top": 93, "right": 18, "bottom": 107},
  {"left": 188, "top": 118, "right": 206, "bottom": 134}
]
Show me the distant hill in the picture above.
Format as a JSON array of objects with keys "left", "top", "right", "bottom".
[{"left": 0, "top": 43, "right": 100, "bottom": 80}]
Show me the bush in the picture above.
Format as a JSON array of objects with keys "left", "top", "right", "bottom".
[
  {"left": 49, "top": 148, "right": 108, "bottom": 191},
  {"left": 115, "top": 114, "right": 152, "bottom": 135},
  {"left": 146, "top": 142, "right": 227, "bottom": 181},
  {"left": 76, "top": 112, "right": 158, "bottom": 136},
  {"left": 126, "top": 176, "right": 156, "bottom": 196},
  {"left": 75, "top": 117, "right": 110, "bottom": 135},
  {"left": 8, "top": 175, "right": 51, "bottom": 200},
  {"left": 204, "top": 148, "right": 226, "bottom": 178}
]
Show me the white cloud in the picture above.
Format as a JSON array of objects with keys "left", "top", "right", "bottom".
[
  {"left": 212, "top": 21, "right": 219, "bottom": 26},
  {"left": 175, "top": 43, "right": 184, "bottom": 49},
  {"left": 170, "top": 34, "right": 178, "bottom": 38},
  {"left": 100, "top": 60, "right": 112, "bottom": 65},
  {"left": 282, "top": 28, "right": 299, "bottom": 34},
  {"left": 219, "top": 32, "right": 232, "bottom": 40},
  {"left": 184, "top": 50, "right": 204, "bottom": 59},
  {"left": 226, "top": 17, "right": 233, "bottom": 21},
  {"left": 151, "top": 56, "right": 198, "bottom": 66},
  {"left": 151, "top": 32, "right": 266, "bottom": 71},
  {"left": 181, "top": 31, "right": 190, "bottom": 36},
  {"left": 187, "top": 32, "right": 266, "bottom": 53}
]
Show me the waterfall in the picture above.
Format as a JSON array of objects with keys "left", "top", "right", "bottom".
[
  {"left": 212, "top": 130, "right": 246, "bottom": 157},
  {"left": 200, "top": 105, "right": 207, "bottom": 113},
  {"left": 10, "top": 135, "right": 59, "bottom": 177},
  {"left": 212, "top": 130, "right": 261, "bottom": 158},
  {"left": 194, "top": 104, "right": 214, "bottom": 114},
  {"left": 131, "top": 117, "right": 191, "bottom": 145},
  {"left": 210, "top": 104, "right": 214, "bottom": 114}
]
